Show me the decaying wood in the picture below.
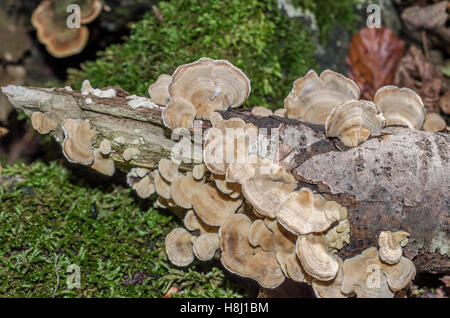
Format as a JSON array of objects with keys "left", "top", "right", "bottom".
[{"left": 2, "top": 85, "right": 449, "bottom": 274}]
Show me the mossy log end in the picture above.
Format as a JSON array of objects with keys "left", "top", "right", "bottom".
[{"left": 2, "top": 85, "right": 449, "bottom": 274}]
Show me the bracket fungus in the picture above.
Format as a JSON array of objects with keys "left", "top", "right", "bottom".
[
  {"left": 264, "top": 218, "right": 297, "bottom": 254},
  {"left": 99, "top": 139, "right": 112, "bottom": 156},
  {"left": 154, "top": 170, "right": 172, "bottom": 200},
  {"left": 134, "top": 175, "right": 155, "bottom": 199},
  {"left": 242, "top": 162, "right": 296, "bottom": 218},
  {"left": 325, "top": 100, "right": 385, "bottom": 147},
  {"left": 79, "top": 0, "right": 104, "bottom": 24},
  {"left": 192, "top": 164, "right": 207, "bottom": 180},
  {"left": 284, "top": 252, "right": 312, "bottom": 284},
  {"left": 264, "top": 218, "right": 301, "bottom": 281},
  {"left": 325, "top": 219, "right": 351, "bottom": 251},
  {"left": 378, "top": 231, "right": 409, "bottom": 265},
  {"left": 248, "top": 219, "right": 276, "bottom": 252},
  {"left": 277, "top": 188, "right": 345, "bottom": 235},
  {"left": 191, "top": 182, "right": 243, "bottom": 227},
  {"left": 226, "top": 153, "right": 258, "bottom": 185},
  {"left": 170, "top": 172, "right": 204, "bottom": 209},
  {"left": 203, "top": 117, "right": 257, "bottom": 177},
  {"left": 81, "top": 80, "right": 117, "bottom": 98},
  {"left": 158, "top": 158, "right": 179, "bottom": 183},
  {"left": 122, "top": 147, "right": 140, "bottom": 161},
  {"left": 183, "top": 210, "right": 218, "bottom": 235},
  {"left": 31, "top": 112, "right": 57, "bottom": 134},
  {"left": 126, "top": 169, "right": 155, "bottom": 199},
  {"left": 90, "top": 150, "right": 115, "bottom": 176},
  {"left": 213, "top": 174, "right": 242, "bottom": 199},
  {"left": 32, "top": 1, "right": 103, "bottom": 58},
  {"left": 165, "top": 228, "right": 195, "bottom": 267},
  {"left": 251, "top": 106, "right": 273, "bottom": 117},
  {"left": 162, "top": 96, "right": 196, "bottom": 130},
  {"left": 374, "top": 86, "right": 426, "bottom": 129},
  {"left": 126, "top": 95, "right": 157, "bottom": 109},
  {"left": 203, "top": 127, "right": 227, "bottom": 175},
  {"left": 148, "top": 74, "right": 172, "bottom": 106},
  {"left": 341, "top": 247, "right": 416, "bottom": 298},
  {"left": 209, "top": 111, "right": 223, "bottom": 127},
  {"left": 162, "top": 57, "right": 250, "bottom": 129},
  {"left": 61, "top": 119, "right": 96, "bottom": 165},
  {"left": 284, "top": 70, "right": 360, "bottom": 124},
  {"left": 154, "top": 196, "right": 177, "bottom": 210},
  {"left": 219, "top": 214, "right": 285, "bottom": 288},
  {"left": 312, "top": 256, "right": 346, "bottom": 298},
  {"left": 422, "top": 113, "right": 446, "bottom": 132},
  {"left": 273, "top": 108, "right": 286, "bottom": 117},
  {"left": 296, "top": 233, "right": 339, "bottom": 281},
  {"left": 193, "top": 233, "right": 220, "bottom": 261}
]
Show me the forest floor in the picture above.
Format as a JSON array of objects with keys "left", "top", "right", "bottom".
[{"left": 0, "top": 161, "right": 256, "bottom": 297}]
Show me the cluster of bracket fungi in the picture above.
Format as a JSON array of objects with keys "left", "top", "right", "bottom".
[{"left": 25, "top": 57, "right": 431, "bottom": 297}]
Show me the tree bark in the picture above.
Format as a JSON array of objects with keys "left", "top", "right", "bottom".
[{"left": 2, "top": 85, "right": 449, "bottom": 274}]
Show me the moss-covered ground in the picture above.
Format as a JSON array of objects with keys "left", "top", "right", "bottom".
[{"left": 0, "top": 161, "right": 253, "bottom": 297}]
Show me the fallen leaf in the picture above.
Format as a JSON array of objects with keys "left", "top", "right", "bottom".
[
  {"left": 401, "top": 1, "right": 450, "bottom": 55},
  {"left": 394, "top": 45, "right": 445, "bottom": 113},
  {"left": 163, "top": 286, "right": 180, "bottom": 298},
  {"left": 346, "top": 26, "right": 405, "bottom": 100}
]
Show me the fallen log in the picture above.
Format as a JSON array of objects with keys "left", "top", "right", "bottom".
[{"left": 2, "top": 85, "right": 449, "bottom": 274}]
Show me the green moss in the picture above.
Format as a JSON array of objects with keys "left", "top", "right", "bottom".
[
  {"left": 0, "top": 161, "right": 251, "bottom": 297},
  {"left": 68, "top": 0, "right": 318, "bottom": 110},
  {"left": 291, "top": 0, "right": 360, "bottom": 43}
]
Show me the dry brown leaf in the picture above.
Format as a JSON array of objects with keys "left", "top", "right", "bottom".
[
  {"left": 346, "top": 26, "right": 406, "bottom": 100},
  {"left": 162, "top": 286, "right": 180, "bottom": 298},
  {"left": 394, "top": 45, "right": 445, "bottom": 113},
  {"left": 401, "top": 1, "right": 450, "bottom": 55}
]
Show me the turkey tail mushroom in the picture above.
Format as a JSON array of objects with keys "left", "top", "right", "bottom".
[
  {"left": 32, "top": 0, "right": 103, "bottom": 58},
  {"left": 219, "top": 213, "right": 285, "bottom": 288},
  {"left": 277, "top": 188, "right": 345, "bottom": 235},
  {"left": 148, "top": 74, "right": 172, "bottom": 106},
  {"left": 340, "top": 247, "right": 416, "bottom": 298},
  {"left": 325, "top": 100, "right": 385, "bottom": 147},
  {"left": 378, "top": 231, "right": 409, "bottom": 265},
  {"left": 31, "top": 112, "right": 57, "bottom": 134},
  {"left": 374, "top": 85, "right": 426, "bottom": 129},
  {"left": 284, "top": 70, "right": 360, "bottom": 124},
  {"left": 61, "top": 119, "right": 96, "bottom": 165},
  {"left": 163, "top": 57, "right": 251, "bottom": 129},
  {"left": 165, "top": 228, "right": 195, "bottom": 267}
]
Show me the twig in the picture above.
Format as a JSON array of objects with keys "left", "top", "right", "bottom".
[
  {"left": 52, "top": 254, "right": 61, "bottom": 298},
  {"left": 421, "top": 31, "right": 429, "bottom": 60},
  {"left": 152, "top": 5, "right": 168, "bottom": 28}
]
